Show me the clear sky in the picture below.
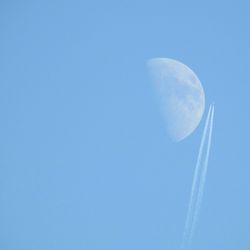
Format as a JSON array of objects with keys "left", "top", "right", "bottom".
[{"left": 0, "top": 1, "right": 249, "bottom": 250}]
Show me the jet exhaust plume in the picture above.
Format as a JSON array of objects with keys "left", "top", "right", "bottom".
[
  {"left": 188, "top": 104, "right": 214, "bottom": 246},
  {"left": 181, "top": 104, "right": 214, "bottom": 250}
]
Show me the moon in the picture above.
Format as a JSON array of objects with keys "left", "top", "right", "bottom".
[{"left": 147, "top": 58, "right": 205, "bottom": 142}]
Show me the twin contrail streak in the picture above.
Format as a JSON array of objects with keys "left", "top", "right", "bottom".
[
  {"left": 189, "top": 105, "right": 214, "bottom": 245},
  {"left": 181, "top": 104, "right": 214, "bottom": 250},
  {"left": 181, "top": 105, "right": 212, "bottom": 250}
]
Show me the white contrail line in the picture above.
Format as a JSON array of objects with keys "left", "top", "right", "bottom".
[
  {"left": 188, "top": 104, "right": 214, "bottom": 246},
  {"left": 180, "top": 105, "right": 212, "bottom": 250}
]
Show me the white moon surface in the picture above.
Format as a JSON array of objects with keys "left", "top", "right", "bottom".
[{"left": 147, "top": 58, "right": 205, "bottom": 142}]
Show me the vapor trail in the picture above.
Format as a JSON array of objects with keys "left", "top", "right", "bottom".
[
  {"left": 188, "top": 104, "right": 214, "bottom": 245},
  {"left": 180, "top": 105, "right": 212, "bottom": 250}
]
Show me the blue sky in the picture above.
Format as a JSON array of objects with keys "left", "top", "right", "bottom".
[{"left": 0, "top": 1, "right": 249, "bottom": 250}]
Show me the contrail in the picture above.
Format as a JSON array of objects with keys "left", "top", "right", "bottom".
[
  {"left": 188, "top": 104, "right": 214, "bottom": 246},
  {"left": 180, "top": 105, "right": 213, "bottom": 250}
]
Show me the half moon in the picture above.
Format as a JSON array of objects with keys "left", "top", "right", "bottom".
[{"left": 147, "top": 58, "right": 205, "bottom": 142}]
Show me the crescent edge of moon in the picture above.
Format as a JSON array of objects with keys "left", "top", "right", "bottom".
[{"left": 147, "top": 58, "right": 205, "bottom": 142}]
